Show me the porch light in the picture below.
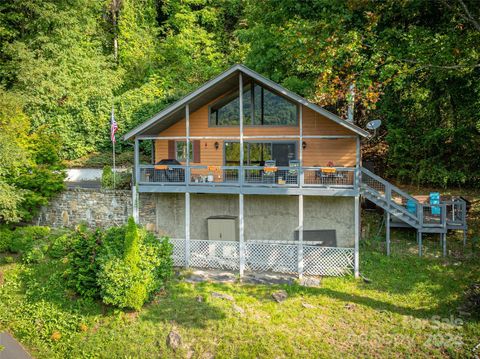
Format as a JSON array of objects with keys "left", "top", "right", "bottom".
[
  {"left": 302, "top": 141, "right": 307, "bottom": 150},
  {"left": 215, "top": 141, "right": 219, "bottom": 150}
]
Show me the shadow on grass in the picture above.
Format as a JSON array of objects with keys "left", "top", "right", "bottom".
[
  {"left": 141, "top": 281, "right": 226, "bottom": 328},
  {"left": 17, "top": 259, "right": 228, "bottom": 329}
]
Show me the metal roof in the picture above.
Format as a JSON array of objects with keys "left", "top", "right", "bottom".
[{"left": 122, "top": 64, "right": 369, "bottom": 140}]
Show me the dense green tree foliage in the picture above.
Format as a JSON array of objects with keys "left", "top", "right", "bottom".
[
  {"left": 0, "top": 89, "right": 64, "bottom": 223},
  {"left": 0, "top": 0, "right": 478, "bottom": 187}
]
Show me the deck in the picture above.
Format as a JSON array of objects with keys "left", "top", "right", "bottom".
[{"left": 137, "top": 165, "right": 358, "bottom": 196}]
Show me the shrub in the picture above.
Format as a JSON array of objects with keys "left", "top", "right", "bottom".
[
  {"left": 2, "top": 256, "right": 14, "bottom": 264},
  {"left": 64, "top": 226, "right": 102, "bottom": 298},
  {"left": 0, "top": 227, "right": 12, "bottom": 253},
  {"left": 101, "top": 166, "right": 131, "bottom": 190},
  {"left": 48, "top": 232, "right": 75, "bottom": 259},
  {"left": 9, "top": 226, "right": 51, "bottom": 254},
  {"left": 97, "top": 218, "right": 173, "bottom": 310}
]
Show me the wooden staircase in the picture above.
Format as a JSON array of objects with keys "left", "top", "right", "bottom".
[{"left": 359, "top": 167, "right": 467, "bottom": 256}]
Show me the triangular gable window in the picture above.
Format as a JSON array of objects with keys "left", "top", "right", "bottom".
[{"left": 209, "top": 81, "right": 298, "bottom": 127}]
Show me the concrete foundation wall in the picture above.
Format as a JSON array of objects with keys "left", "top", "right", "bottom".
[
  {"left": 36, "top": 189, "right": 355, "bottom": 248},
  {"left": 152, "top": 194, "right": 354, "bottom": 247}
]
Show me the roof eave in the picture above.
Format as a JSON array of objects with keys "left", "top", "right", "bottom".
[{"left": 123, "top": 64, "right": 369, "bottom": 140}]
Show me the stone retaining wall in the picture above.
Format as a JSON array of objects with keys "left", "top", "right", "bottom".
[{"left": 36, "top": 188, "right": 133, "bottom": 228}]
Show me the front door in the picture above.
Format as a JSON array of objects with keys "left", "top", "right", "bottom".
[{"left": 272, "top": 143, "right": 296, "bottom": 166}]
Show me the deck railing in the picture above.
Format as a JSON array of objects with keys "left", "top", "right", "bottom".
[
  {"left": 139, "top": 165, "right": 356, "bottom": 189},
  {"left": 360, "top": 167, "right": 467, "bottom": 230}
]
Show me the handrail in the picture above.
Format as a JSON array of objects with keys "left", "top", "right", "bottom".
[
  {"left": 360, "top": 167, "right": 420, "bottom": 224},
  {"left": 360, "top": 167, "right": 418, "bottom": 205}
]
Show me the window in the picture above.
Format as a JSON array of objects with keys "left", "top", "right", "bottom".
[
  {"left": 175, "top": 141, "right": 194, "bottom": 162},
  {"left": 209, "top": 81, "right": 297, "bottom": 127},
  {"left": 224, "top": 142, "right": 296, "bottom": 166},
  {"left": 258, "top": 85, "right": 297, "bottom": 125},
  {"left": 210, "top": 85, "right": 252, "bottom": 126}
]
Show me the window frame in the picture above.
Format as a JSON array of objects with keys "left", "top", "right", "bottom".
[
  {"left": 175, "top": 141, "right": 194, "bottom": 162},
  {"left": 208, "top": 80, "right": 299, "bottom": 128},
  {"left": 223, "top": 140, "right": 298, "bottom": 166}
]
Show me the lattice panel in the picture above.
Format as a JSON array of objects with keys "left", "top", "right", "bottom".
[
  {"left": 189, "top": 240, "right": 239, "bottom": 270},
  {"left": 170, "top": 238, "right": 186, "bottom": 267},
  {"left": 303, "top": 246, "right": 354, "bottom": 276},
  {"left": 245, "top": 242, "right": 298, "bottom": 274}
]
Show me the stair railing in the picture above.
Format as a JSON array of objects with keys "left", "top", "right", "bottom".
[{"left": 360, "top": 168, "right": 420, "bottom": 224}]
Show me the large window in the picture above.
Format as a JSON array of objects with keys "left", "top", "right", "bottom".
[
  {"left": 224, "top": 142, "right": 296, "bottom": 166},
  {"left": 209, "top": 81, "right": 297, "bottom": 127},
  {"left": 210, "top": 85, "right": 252, "bottom": 126}
]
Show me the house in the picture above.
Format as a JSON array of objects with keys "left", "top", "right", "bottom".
[{"left": 123, "top": 64, "right": 467, "bottom": 277}]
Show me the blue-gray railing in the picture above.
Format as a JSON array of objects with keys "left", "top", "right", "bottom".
[
  {"left": 360, "top": 167, "right": 466, "bottom": 229},
  {"left": 138, "top": 164, "right": 356, "bottom": 189}
]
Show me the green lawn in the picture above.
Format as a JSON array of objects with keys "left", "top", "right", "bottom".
[{"left": 1, "top": 212, "right": 480, "bottom": 358}]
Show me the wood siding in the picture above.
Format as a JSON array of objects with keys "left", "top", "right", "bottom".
[{"left": 154, "top": 102, "right": 357, "bottom": 167}]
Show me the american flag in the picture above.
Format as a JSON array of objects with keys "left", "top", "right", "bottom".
[{"left": 110, "top": 106, "right": 118, "bottom": 143}]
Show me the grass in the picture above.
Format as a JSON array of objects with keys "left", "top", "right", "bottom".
[
  {"left": 1, "top": 188, "right": 480, "bottom": 358},
  {"left": 1, "top": 226, "right": 479, "bottom": 359}
]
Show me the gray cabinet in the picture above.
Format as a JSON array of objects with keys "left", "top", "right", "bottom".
[{"left": 207, "top": 216, "right": 238, "bottom": 241}]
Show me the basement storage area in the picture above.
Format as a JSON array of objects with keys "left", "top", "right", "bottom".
[{"left": 145, "top": 193, "right": 356, "bottom": 275}]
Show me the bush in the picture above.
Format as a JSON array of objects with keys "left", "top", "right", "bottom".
[
  {"left": 64, "top": 226, "right": 102, "bottom": 298},
  {"left": 96, "top": 218, "right": 173, "bottom": 310},
  {"left": 63, "top": 219, "right": 173, "bottom": 309},
  {"left": 101, "top": 166, "right": 131, "bottom": 190},
  {"left": 9, "top": 226, "right": 50, "bottom": 254},
  {"left": 0, "top": 227, "right": 12, "bottom": 253},
  {"left": 2, "top": 256, "right": 14, "bottom": 264},
  {"left": 47, "top": 232, "right": 75, "bottom": 259}
]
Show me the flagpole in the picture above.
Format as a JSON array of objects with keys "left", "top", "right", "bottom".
[
  {"left": 111, "top": 104, "right": 116, "bottom": 190},
  {"left": 113, "top": 139, "right": 116, "bottom": 190}
]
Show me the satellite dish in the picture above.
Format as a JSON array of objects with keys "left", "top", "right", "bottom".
[{"left": 366, "top": 120, "right": 382, "bottom": 130}]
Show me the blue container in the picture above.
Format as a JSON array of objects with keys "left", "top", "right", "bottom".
[
  {"left": 406, "top": 199, "right": 417, "bottom": 214},
  {"left": 430, "top": 192, "right": 441, "bottom": 215}
]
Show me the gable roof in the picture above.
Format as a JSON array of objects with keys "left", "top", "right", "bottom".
[{"left": 123, "top": 64, "right": 369, "bottom": 140}]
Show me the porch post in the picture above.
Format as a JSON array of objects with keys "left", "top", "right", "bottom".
[
  {"left": 238, "top": 72, "right": 245, "bottom": 277},
  {"left": 239, "top": 72, "right": 244, "bottom": 186},
  {"left": 186, "top": 104, "right": 190, "bottom": 187},
  {"left": 298, "top": 194, "right": 304, "bottom": 278},
  {"left": 185, "top": 104, "right": 190, "bottom": 268},
  {"left": 386, "top": 211, "right": 391, "bottom": 256},
  {"left": 133, "top": 137, "right": 140, "bottom": 223},
  {"left": 354, "top": 195, "right": 360, "bottom": 278},
  {"left": 185, "top": 192, "right": 190, "bottom": 267},
  {"left": 299, "top": 105, "right": 304, "bottom": 187},
  {"left": 354, "top": 135, "right": 361, "bottom": 278},
  {"left": 239, "top": 194, "right": 245, "bottom": 276}
]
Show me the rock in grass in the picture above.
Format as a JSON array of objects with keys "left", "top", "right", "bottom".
[
  {"left": 211, "top": 292, "right": 234, "bottom": 301},
  {"left": 302, "top": 302, "right": 316, "bottom": 309},
  {"left": 232, "top": 304, "right": 245, "bottom": 315},
  {"left": 300, "top": 277, "right": 321, "bottom": 287},
  {"left": 272, "top": 290, "right": 288, "bottom": 303},
  {"left": 166, "top": 330, "right": 181, "bottom": 350},
  {"left": 196, "top": 295, "right": 204, "bottom": 303},
  {"left": 344, "top": 303, "right": 356, "bottom": 310}
]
